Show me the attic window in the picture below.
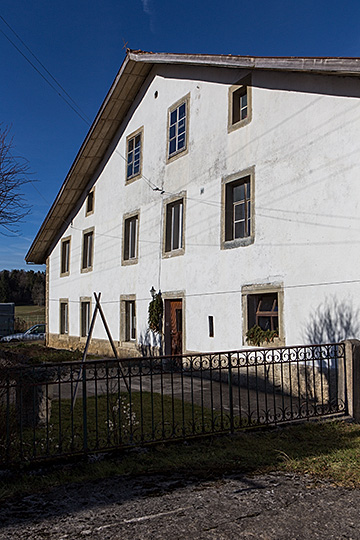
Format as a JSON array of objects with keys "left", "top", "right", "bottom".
[
  {"left": 86, "top": 189, "right": 94, "bottom": 216},
  {"left": 167, "top": 94, "right": 189, "bottom": 161},
  {"left": 126, "top": 128, "right": 143, "bottom": 183},
  {"left": 228, "top": 78, "right": 251, "bottom": 132}
]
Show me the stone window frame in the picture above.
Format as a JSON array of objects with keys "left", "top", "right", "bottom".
[
  {"left": 59, "top": 298, "right": 69, "bottom": 336},
  {"left": 125, "top": 126, "right": 144, "bottom": 184},
  {"left": 228, "top": 75, "right": 252, "bottom": 133},
  {"left": 166, "top": 93, "right": 190, "bottom": 163},
  {"left": 80, "top": 296, "right": 92, "bottom": 339},
  {"left": 162, "top": 191, "right": 186, "bottom": 259},
  {"left": 120, "top": 294, "right": 137, "bottom": 346},
  {"left": 85, "top": 187, "right": 95, "bottom": 217},
  {"left": 60, "top": 236, "right": 71, "bottom": 277},
  {"left": 241, "top": 283, "right": 285, "bottom": 347},
  {"left": 221, "top": 166, "right": 255, "bottom": 250},
  {"left": 81, "top": 227, "right": 94, "bottom": 273},
  {"left": 122, "top": 210, "right": 140, "bottom": 266}
]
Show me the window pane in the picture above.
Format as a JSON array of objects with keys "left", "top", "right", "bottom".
[
  {"left": 170, "top": 109, "right": 177, "bottom": 125},
  {"left": 128, "top": 139, "right": 134, "bottom": 152},
  {"left": 258, "top": 316, "right": 271, "bottom": 331},
  {"left": 179, "top": 103, "right": 186, "bottom": 118},
  {"left": 169, "top": 138, "right": 176, "bottom": 156},
  {"left": 235, "top": 221, "right": 245, "bottom": 238},
  {"left": 234, "top": 202, "right": 245, "bottom": 221},
  {"left": 233, "top": 183, "right": 245, "bottom": 203}
]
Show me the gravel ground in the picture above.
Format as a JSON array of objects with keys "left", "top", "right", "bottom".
[{"left": 1, "top": 471, "right": 360, "bottom": 539}]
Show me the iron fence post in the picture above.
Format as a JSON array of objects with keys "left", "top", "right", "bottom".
[
  {"left": 82, "top": 365, "right": 88, "bottom": 451},
  {"left": 228, "top": 353, "right": 234, "bottom": 433}
]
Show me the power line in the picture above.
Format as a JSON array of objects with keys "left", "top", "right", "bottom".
[{"left": 0, "top": 17, "right": 90, "bottom": 126}]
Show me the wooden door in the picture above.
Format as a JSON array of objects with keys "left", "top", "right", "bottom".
[{"left": 165, "top": 299, "right": 183, "bottom": 356}]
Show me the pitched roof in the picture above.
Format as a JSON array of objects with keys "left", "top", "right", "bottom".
[{"left": 25, "top": 50, "right": 360, "bottom": 264}]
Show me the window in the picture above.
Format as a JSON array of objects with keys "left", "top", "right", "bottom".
[
  {"left": 86, "top": 189, "right": 94, "bottom": 216},
  {"left": 228, "top": 77, "right": 251, "bottom": 132},
  {"left": 232, "top": 87, "right": 248, "bottom": 124},
  {"left": 222, "top": 169, "right": 254, "bottom": 249},
  {"left": 81, "top": 228, "right": 94, "bottom": 272},
  {"left": 164, "top": 197, "right": 184, "bottom": 255},
  {"left": 208, "top": 316, "right": 214, "bottom": 338},
  {"left": 126, "top": 128, "right": 143, "bottom": 182},
  {"left": 60, "top": 237, "right": 70, "bottom": 276},
  {"left": 125, "top": 300, "right": 136, "bottom": 341},
  {"left": 167, "top": 95, "right": 189, "bottom": 160},
  {"left": 226, "top": 176, "right": 251, "bottom": 241},
  {"left": 123, "top": 213, "right": 139, "bottom": 263},
  {"left": 80, "top": 300, "right": 91, "bottom": 337},
  {"left": 242, "top": 285, "right": 285, "bottom": 346},
  {"left": 248, "top": 293, "right": 278, "bottom": 332},
  {"left": 60, "top": 300, "right": 69, "bottom": 335},
  {"left": 120, "top": 295, "right": 136, "bottom": 343}
]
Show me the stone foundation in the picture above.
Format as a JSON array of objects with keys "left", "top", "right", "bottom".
[{"left": 48, "top": 333, "right": 142, "bottom": 359}]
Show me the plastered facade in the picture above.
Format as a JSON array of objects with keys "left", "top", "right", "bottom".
[{"left": 46, "top": 64, "right": 360, "bottom": 355}]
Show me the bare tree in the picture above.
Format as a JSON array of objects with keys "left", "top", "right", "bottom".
[{"left": 0, "top": 125, "right": 32, "bottom": 234}]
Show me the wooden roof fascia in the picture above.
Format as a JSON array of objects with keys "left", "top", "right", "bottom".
[{"left": 128, "top": 51, "right": 360, "bottom": 76}]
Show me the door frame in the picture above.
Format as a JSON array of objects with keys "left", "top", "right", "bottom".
[{"left": 163, "top": 291, "right": 185, "bottom": 356}]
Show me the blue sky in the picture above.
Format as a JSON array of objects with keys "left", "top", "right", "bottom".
[{"left": 1, "top": 0, "right": 360, "bottom": 271}]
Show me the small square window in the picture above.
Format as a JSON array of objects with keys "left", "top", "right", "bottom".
[
  {"left": 248, "top": 293, "right": 279, "bottom": 333},
  {"left": 242, "top": 285, "right": 285, "bottom": 346},
  {"left": 80, "top": 300, "right": 91, "bottom": 337},
  {"left": 165, "top": 198, "right": 184, "bottom": 254},
  {"left": 123, "top": 214, "right": 138, "bottom": 263},
  {"left": 167, "top": 96, "right": 189, "bottom": 160},
  {"left": 60, "top": 301, "right": 69, "bottom": 335},
  {"left": 126, "top": 129, "right": 143, "bottom": 182},
  {"left": 60, "top": 238, "right": 70, "bottom": 276},
  {"left": 81, "top": 229, "right": 94, "bottom": 272}
]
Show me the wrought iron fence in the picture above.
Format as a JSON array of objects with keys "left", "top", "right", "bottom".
[{"left": 0, "top": 342, "right": 347, "bottom": 466}]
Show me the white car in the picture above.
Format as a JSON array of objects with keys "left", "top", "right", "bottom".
[{"left": 1, "top": 324, "right": 46, "bottom": 342}]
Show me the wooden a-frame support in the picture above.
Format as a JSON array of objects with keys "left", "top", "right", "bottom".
[{"left": 72, "top": 292, "right": 129, "bottom": 409}]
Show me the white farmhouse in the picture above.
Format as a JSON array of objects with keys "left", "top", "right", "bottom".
[{"left": 26, "top": 51, "right": 360, "bottom": 356}]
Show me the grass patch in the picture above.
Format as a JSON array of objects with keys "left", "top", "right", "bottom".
[
  {"left": 14, "top": 305, "right": 45, "bottom": 319},
  {"left": 2, "top": 420, "right": 360, "bottom": 501}
]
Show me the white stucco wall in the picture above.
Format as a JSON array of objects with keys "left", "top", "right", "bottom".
[{"left": 48, "top": 65, "right": 360, "bottom": 352}]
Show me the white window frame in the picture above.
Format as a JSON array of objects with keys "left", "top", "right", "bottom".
[
  {"left": 126, "top": 127, "right": 143, "bottom": 183},
  {"left": 167, "top": 94, "right": 190, "bottom": 162}
]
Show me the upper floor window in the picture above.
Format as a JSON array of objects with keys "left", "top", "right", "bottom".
[
  {"left": 164, "top": 196, "right": 185, "bottom": 256},
  {"left": 86, "top": 188, "right": 94, "bottom": 216},
  {"left": 81, "top": 228, "right": 94, "bottom": 272},
  {"left": 123, "top": 212, "right": 139, "bottom": 264},
  {"left": 167, "top": 95, "right": 189, "bottom": 161},
  {"left": 126, "top": 128, "right": 143, "bottom": 183},
  {"left": 60, "top": 237, "right": 71, "bottom": 277},
  {"left": 228, "top": 77, "right": 251, "bottom": 132},
  {"left": 222, "top": 169, "right": 254, "bottom": 249}
]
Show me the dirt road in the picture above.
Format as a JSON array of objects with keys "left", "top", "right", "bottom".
[{"left": 1, "top": 470, "right": 359, "bottom": 539}]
